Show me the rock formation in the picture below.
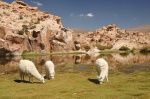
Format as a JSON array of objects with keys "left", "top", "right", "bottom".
[
  {"left": 0, "top": 1, "right": 74, "bottom": 56},
  {"left": 74, "top": 24, "right": 150, "bottom": 51},
  {"left": 0, "top": 1, "right": 150, "bottom": 56},
  {"left": 95, "top": 24, "right": 150, "bottom": 49}
]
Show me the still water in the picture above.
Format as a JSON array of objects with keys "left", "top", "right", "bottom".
[{"left": 0, "top": 53, "right": 150, "bottom": 75}]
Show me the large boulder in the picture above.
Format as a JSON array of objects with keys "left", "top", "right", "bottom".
[{"left": 51, "top": 28, "right": 74, "bottom": 52}]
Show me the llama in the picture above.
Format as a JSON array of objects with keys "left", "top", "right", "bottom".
[
  {"left": 95, "top": 58, "right": 109, "bottom": 84},
  {"left": 44, "top": 60, "right": 55, "bottom": 79},
  {"left": 18, "top": 60, "right": 45, "bottom": 83}
]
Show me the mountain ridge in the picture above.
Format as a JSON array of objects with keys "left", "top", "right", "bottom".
[
  {"left": 127, "top": 25, "right": 150, "bottom": 32},
  {"left": 72, "top": 25, "right": 150, "bottom": 33}
]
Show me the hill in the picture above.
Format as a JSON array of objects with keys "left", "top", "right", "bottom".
[
  {"left": 127, "top": 25, "right": 150, "bottom": 32},
  {"left": 71, "top": 28, "right": 93, "bottom": 34}
]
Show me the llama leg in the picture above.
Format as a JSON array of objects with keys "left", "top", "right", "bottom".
[
  {"left": 21, "top": 74, "right": 23, "bottom": 82},
  {"left": 29, "top": 76, "right": 33, "bottom": 83},
  {"left": 31, "top": 76, "right": 33, "bottom": 83},
  {"left": 22, "top": 74, "right": 24, "bottom": 81},
  {"left": 47, "top": 72, "right": 50, "bottom": 80},
  {"left": 21, "top": 73, "right": 25, "bottom": 82},
  {"left": 99, "top": 81, "right": 103, "bottom": 84},
  {"left": 29, "top": 76, "right": 30, "bottom": 82},
  {"left": 20, "top": 72, "right": 23, "bottom": 82},
  {"left": 98, "top": 76, "right": 104, "bottom": 84},
  {"left": 106, "top": 75, "right": 109, "bottom": 82}
]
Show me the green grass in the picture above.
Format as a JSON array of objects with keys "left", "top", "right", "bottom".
[
  {"left": 100, "top": 49, "right": 120, "bottom": 53},
  {"left": 0, "top": 66, "right": 149, "bottom": 99},
  {"left": 22, "top": 51, "right": 86, "bottom": 56}
]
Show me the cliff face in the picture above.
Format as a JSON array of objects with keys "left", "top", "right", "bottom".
[{"left": 0, "top": 1, "right": 74, "bottom": 56}]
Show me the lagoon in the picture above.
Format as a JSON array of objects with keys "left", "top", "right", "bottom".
[{"left": 0, "top": 53, "right": 149, "bottom": 75}]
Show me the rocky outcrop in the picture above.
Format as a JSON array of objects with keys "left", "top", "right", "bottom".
[
  {"left": 0, "top": 27, "right": 28, "bottom": 56},
  {"left": 95, "top": 24, "right": 150, "bottom": 49},
  {"left": 74, "top": 24, "right": 150, "bottom": 51},
  {"left": 0, "top": 1, "right": 74, "bottom": 56},
  {"left": 50, "top": 28, "right": 74, "bottom": 52}
]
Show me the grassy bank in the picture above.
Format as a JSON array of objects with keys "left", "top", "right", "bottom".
[
  {"left": 22, "top": 51, "right": 86, "bottom": 56},
  {"left": 0, "top": 65, "right": 149, "bottom": 99}
]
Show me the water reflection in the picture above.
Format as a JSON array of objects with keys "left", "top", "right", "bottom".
[
  {"left": 0, "top": 56, "right": 21, "bottom": 75},
  {"left": 0, "top": 53, "right": 150, "bottom": 75}
]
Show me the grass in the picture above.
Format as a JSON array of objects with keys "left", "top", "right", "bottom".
[
  {"left": 0, "top": 66, "right": 149, "bottom": 99},
  {"left": 22, "top": 51, "right": 86, "bottom": 56},
  {"left": 100, "top": 49, "right": 120, "bottom": 53}
]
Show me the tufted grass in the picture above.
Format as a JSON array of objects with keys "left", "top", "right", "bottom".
[{"left": 0, "top": 66, "right": 149, "bottom": 99}]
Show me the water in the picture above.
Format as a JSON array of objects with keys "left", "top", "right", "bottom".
[{"left": 0, "top": 53, "right": 150, "bottom": 75}]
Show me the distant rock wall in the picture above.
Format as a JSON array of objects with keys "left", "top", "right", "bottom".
[{"left": 74, "top": 24, "right": 150, "bottom": 51}]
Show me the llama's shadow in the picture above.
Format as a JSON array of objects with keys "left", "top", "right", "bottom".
[
  {"left": 14, "top": 79, "right": 42, "bottom": 84},
  {"left": 14, "top": 79, "right": 30, "bottom": 83},
  {"left": 88, "top": 78, "right": 99, "bottom": 84}
]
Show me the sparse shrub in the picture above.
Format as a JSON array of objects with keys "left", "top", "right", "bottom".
[
  {"left": 140, "top": 47, "right": 150, "bottom": 53},
  {"left": 131, "top": 47, "right": 136, "bottom": 53},
  {"left": 119, "top": 52, "right": 130, "bottom": 56},
  {"left": 119, "top": 46, "right": 130, "bottom": 51},
  {"left": 30, "top": 25, "right": 36, "bottom": 29},
  {"left": 22, "top": 25, "right": 28, "bottom": 32},
  {"left": 22, "top": 50, "right": 30, "bottom": 54},
  {"left": 22, "top": 25, "right": 28, "bottom": 29},
  {"left": 96, "top": 44, "right": 113, "bottom": 50},
  {"left": 17, "top": 30, "right": 24, "bottom": 35}
]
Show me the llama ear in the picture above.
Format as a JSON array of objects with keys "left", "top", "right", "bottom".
[{"left": 97, "top": 76, "right": 99, "bottom": 78}]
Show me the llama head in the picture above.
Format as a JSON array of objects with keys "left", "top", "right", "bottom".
[
  {"left": 50, "top": 72, "right": 55, "bottom": 79},
  {"left": 41, "top": 76, "right": 45, "bottom": 83}
]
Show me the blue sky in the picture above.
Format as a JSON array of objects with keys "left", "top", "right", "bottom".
[{"left": 3, "top": 0, "right": 150, "bottom": 30}]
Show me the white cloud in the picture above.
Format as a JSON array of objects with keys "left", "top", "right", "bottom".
[
  {"left": 31, "top": 0, "right": 43, "bottom": 6},
  {"left": 70, "top": 13, "right": 94, "bottom": 18},
  {"left": 87, "top": 13, "right": 94, "bottom": 17},
  {"left": 78, "top": 13, "right": 94, "bottom": 17}
]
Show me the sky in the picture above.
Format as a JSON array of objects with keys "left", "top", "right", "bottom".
[{"left": 3, "top": 0, "right": 150, "bottom": 30}]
